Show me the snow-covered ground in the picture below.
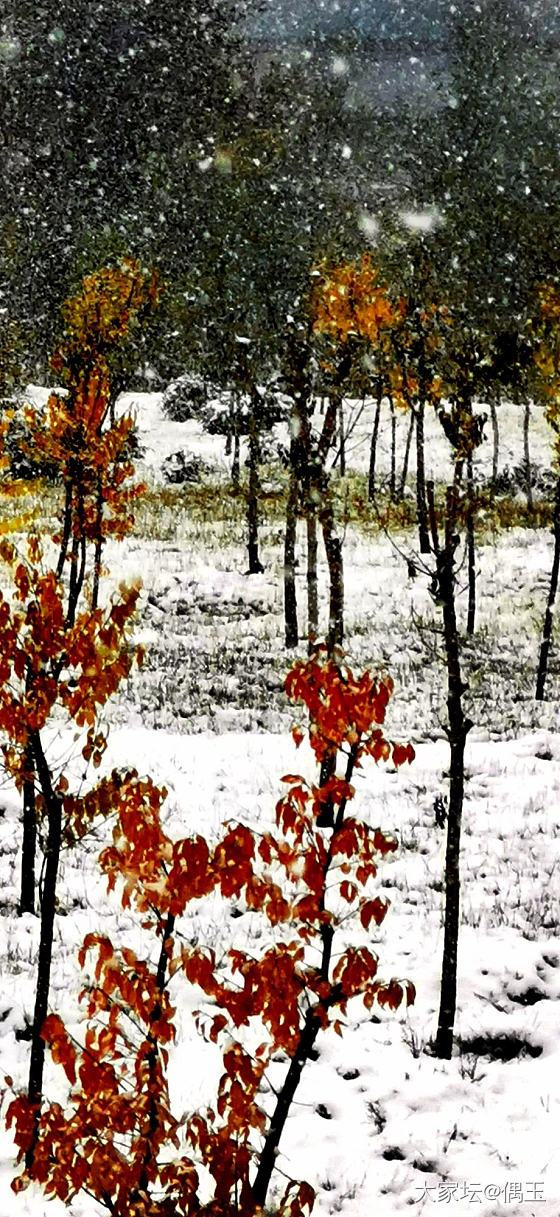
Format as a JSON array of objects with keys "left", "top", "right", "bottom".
[{"left": 1, "top": 390, "right": 559, "bottom": 1216}]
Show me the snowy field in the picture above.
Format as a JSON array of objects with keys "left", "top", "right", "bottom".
[{"left": 1, "top": 390, "right": 559, "bottom": 1217}]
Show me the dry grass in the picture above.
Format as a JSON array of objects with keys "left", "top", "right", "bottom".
[
  {"left": 333, "top": 472, "right": 553, "bottom": 539},
  {"left": 1, "top": 467, "right": 554, "bottom": 555}
]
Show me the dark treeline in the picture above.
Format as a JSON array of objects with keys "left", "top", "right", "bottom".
[{"left": 2, "top": 0, "right": 560, "bottom": 387}]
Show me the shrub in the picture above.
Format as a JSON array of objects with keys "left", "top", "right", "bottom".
[
  {"left": 161, "top": 450, "right": 208, "bottom": 485},
  {"left": 161, "top": 374, "right": 208, "bottom": 422}
]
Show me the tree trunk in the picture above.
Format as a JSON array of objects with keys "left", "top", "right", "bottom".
[
  {"left": 26, "top": 734, "right": 63, "bottom": 1166},
  {"left": 316, "top": 747, "right": 337, "bottom": 828},
  {"left": 232, "top": 431, "right": 240, "bottom": 488},
  {"left": 338, "top": 397, "right": 346, "bottom": 476},
  {"left": 19, "top": 739, "right": 36, "bottom": 917},
  {"left": 523, "top": 398, "right": 533, "bottom": 513},
  {"left": 339, "top": 398, "right": 346, "bottom": 477},
  {"left": 247, "top": 401, "right": 264, "bottom": 574},
  {"left": 91, "top": 475, "right": 104, "bottom": 611},
  {"left": 536, "top": 475, "right": 560, "bottom": 700},
  {"left": 66, "top": 480, "right": 87, "bottom": 628},
  {"left": 427, "top": 483, "right": 473, "bottom": 1061},
  {"left": 252, "top": 1004, "right": 323, "bottom": 1208},
  {"left": 466, "top": 450, "right": 476, "bottom": 635},
  {"left": 321, "top": 498, "right": 344, "bottom": 651},
  {"left": 55, "top": 481, "right": 73, "bottom": 579},
  {"left": 389, "top": 393, "right": 396, "bottom": 499},
  {"left": 317, "top": 402, "right": 344, "bottom": 650},
  {"left": 489, "top": 393, "right": 500, "bottom": 483},
  {"left": 252, "top": 745, "right": 360, "bottom": 1207},
  {"left": 368, "top": 384, "right": 383, "bottom": 501},
  {"left": 133, "top": 912, "right": 175, "bottom": 1203},
  {"left": 436, "top": 725, "right": 467, "bottom": 1061},
  {"left": 231, "top": 395, "right": 241, "bottom": 491},
  {"left": 398, "top": 408, "right": 415, "bottom": 501},
  {"left": 306, "top": 511, "right": 318, "bottom": 652},
  {"left": 416, "top": 400, "right": 430, "bottom": 553},
  {"left": 284, "top": 465, "right": 299, "bottom": 648}
]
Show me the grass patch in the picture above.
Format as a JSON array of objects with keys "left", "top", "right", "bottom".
[
  {"left": 472, "top": 488, "right": 553, "bottom": 534},
  {"left": 458, "top": 1033, "right": 542, "bottom": 1061},
  {"left": 132, "top": 474, "right": 288, "bottom": 545},
  {"left": 0, "top": 468, "right": 554, "bottom": 565},
  {"left": 0, "top": 476, "right": 59, "bottom": 533},
  {"left": 333, "top": 471, "right": 554, "bottom": 538},
  {"left": 6, "top": 464, "right": 546, "bottom": 552}
]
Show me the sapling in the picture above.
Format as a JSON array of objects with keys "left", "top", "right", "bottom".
[
  {"left": 426, "top": 481, "right": 473, "bottom": 1059},
  {"left": 0, "top": 257, "right": 159, "bottom": 1154},
  {"left": 310, "top": 257, "right": 399, "bottom": 642},
  {"left": 7, "top": 649, "right": 415, "bottom": 1215}
]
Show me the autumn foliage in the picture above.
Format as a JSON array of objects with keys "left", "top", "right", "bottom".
[
  {"left": 311, "top": 254, "right": 443, "bottom": 407},
  {"left": 312, "top": 254, "right": 397, "bottom": 348},
  {"left": 311, "top": 252, "right": 467, "bottom": 419},
  {"left": 0, "top": 259, "right": 159, "bottom": 1161},
  {"left": 6, "top": 649, "right": 414, "bottom": 1216},
  {"left": 0, "top": 257, "right": 158, "bottom": 816}
]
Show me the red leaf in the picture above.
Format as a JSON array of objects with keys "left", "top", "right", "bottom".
[
  {"left": 359, "top": 897, "right": 388, "bottom": 929},
  {"left": 41, "top": 1014, "right": 77, "bottom": 1085},
  {"left": 392, "top": 742, "right": 415, "bottom": 766},
  {"left": 377, "top": 980, "right": 404, "bottom": 1010}
]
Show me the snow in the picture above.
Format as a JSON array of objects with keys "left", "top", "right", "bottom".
[{"left": 1, "top": 388, "right": 559, "bottom": 1216}]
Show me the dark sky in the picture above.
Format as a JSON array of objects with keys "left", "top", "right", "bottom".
[
  {"left": 244, "top": 0, "right": 560, "bottom": 45},
  {"left": 244, "top": 0, "right": 448, "bottom": 44}
]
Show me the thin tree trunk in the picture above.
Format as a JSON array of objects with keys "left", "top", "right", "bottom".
[
  {"left": 416, "top": 400, "right": 430, "bottom": 553},
  {"left": 523, "top": 398, "right": 533, "bottom": 513},
  {"left": 19, "top": 737, "right": 36, "bottom": 917},
  {"left": 338, "top": 398, "right": 346, "bottom": 477},
  {"left": 284, "top": 465, "right": 299, "bottom": 648},
  {"left": 252, "top": 1004, "right": 323, "bottom": 1207},
  {"left": 398, "top": 408, "right": 415, "bottom": 501},
  {"left": 466, "top": 449, "right": 476, "bottom": 635},
  {"left": 231, "top": 396, "right": 240, "bottom": 490},
  {"left": 91, "top": 475, "right": 104, "bottom": 611},
  {"left": 306, "top": 510, "right": 318, "bottom": 652},
  {"left": 26, "top": 733, "right": 63, "bottom": 1166},
  {"left": 55, "top": 481, "right": 73, "bottom": 579},
  {"left": 247, "top": 401, "right": 264, "bottom": 574},
  {"left": 436, "top": 726, "right": 467, "bottom": 1060},
  {"left": 232, "top": 432, "right": 240, "bottom": 487},
  {"left": 321, "top": 499, "right": 344, "bottom": 651},
  {"left": 389, "top": 393, "right": 396, "bottom": 499},
  {"left": 66, "top": 479, "right": 87, "bottom": 628},
  {"left": 536, "top": 475, "right": 560, "bottom": 700},
  {"left": 368, "top": 384, "right": 383, "bottom": 501},
  {"left": 427, "top": 483, "right": 473, "bottom": 1061},
  {"left": 252, "top": 749, "right": 360, "bottom": 1207},
  {"left": 316, "top": 747, "right": 337, "bottom": 828},
  {"left": 489, "top": 393, "right": 500, "bottom": 483},
  {"left": 134, "top": 912, "right": 175, "bottom": 1201}
]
